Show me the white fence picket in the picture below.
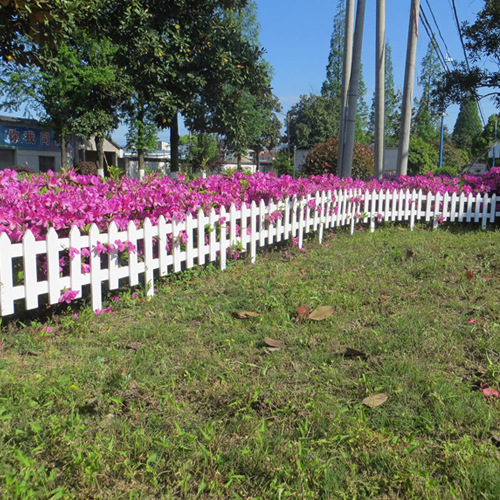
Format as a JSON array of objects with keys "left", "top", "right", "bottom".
[
  {"left": 127, "top": 221, "right": 140, "bottom": 287},
  {"left": 23, "top": 230, "right": 38, "bottom": 310},
  {"left": 69, "top": 226, "right": 84, "bottom": 300},
  {"left": 143, "top": 218, "right": 155, "bottom": 297}
]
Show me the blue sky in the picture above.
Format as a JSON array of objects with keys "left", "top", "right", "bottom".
[{"left": 142, "top": 0, "right": 497, "bottom": 148}]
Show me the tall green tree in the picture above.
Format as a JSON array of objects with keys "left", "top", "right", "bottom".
[
  {"left": 368, "top": 43, "right": 401, "bottom": 146},
  {"left": 0, "top": 33, "right": 127, "bottom": 170},
  {"left": 414, "top": 36, "right": 443, "bottom": 141},
  {"left": 286, "top": 94, "right": 340, "bottom": 148},
  {"left": 321, "top": 0, "right": 345, "bottom": 99},
  {"left": 98, "top": 0, "right": 271, "bottom": 175},
  {"left": 452, "top": 97, "right": 483, "bottom": 154},
  {"left": 471, "top": 113, "right": 498, "bottom": 161},
  {"left": 219, "top": 1, "right": 282, "bottom": 169},
  {"left": 0, "top": 0, "right": 82, "bottom": 65},
  {"left": 321, "top": 0, "right": 369, "bottom": 141}
]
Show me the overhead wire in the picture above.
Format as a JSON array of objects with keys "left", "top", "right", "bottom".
[
  {"left": 449, "top": 0, "right": 485, "bottom": 124},
  {"left": 424, "top": 0, "right": 452, "bottom": 63},
  {"left": 419, "top": 6, "right": 449, "bottom": 73}
]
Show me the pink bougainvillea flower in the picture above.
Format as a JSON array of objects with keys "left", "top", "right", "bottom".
[
  {"left": 68, "top": 247, "right": 80, "bottom": 259},
  {"left": 59, "top": 289, "right": 79, "bottom": 304},
  {"left": 93, "top": 241, "right": 107, "bottom": 255}
]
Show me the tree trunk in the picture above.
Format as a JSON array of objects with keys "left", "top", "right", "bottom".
[
  {"left": 97, "top": 136, "right": 105, "bottom": 177},
  {"left": 170, "top": 113, "right": 180, "bottom": 176},
  {"left": 255, "top": 147, "right": 261, "bottom": 172},
  {"left": 60, "top": 135, "right": 66, "bottom": 172},
  {"left": 237, "top": 153, "right": 242, "bottom": 171},
  {"left": 138, "top": 147, "right": 145, "bottom": 180}
]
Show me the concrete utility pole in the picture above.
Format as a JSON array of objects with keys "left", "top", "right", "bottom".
[
  {"left": 337, "top": 0, "right": 355, "bottom": 176},
  {"left": 374, "top": 0, "right": 385, "bottom": 179},
  {"left": 397, "top": 0, "right": 420, "bottom": 176},
  {"left": 341, "top": 0, "right": 366, "bottom": 178}
]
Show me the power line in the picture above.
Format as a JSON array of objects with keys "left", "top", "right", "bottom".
[
  {"left": 419, "top": 6, "right": 449, "bottom": 72},
  {"left": 450, "top": 0, "right": 470, "bottom": 72},
  {"left": 424, "top": 0, "right": 452, "bottom": 63},
  {"left": 449, "top": 0, "right": 486, "bottom": 125}
]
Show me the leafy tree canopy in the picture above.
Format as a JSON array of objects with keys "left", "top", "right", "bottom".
[
  {"left": 303, "top": 137, "right": 374, "bottom": 180},
  {"left": 0, "top": 0, "right": 83, "bottom": 66},
  {"left": 286, "top": 94, "right": 340, "bottom": 149},
  {"left": 435, "top": 0, "right": 500, "bottom": 107}
]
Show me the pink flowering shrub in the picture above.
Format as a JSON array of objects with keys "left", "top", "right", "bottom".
[{"left": 0, "top": 168, "right": 498, "bottom": 247}]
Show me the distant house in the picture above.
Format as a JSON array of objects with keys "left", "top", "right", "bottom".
[
  {"left": 259, "top": 150, "right": 275, "bottom": 173},
  {"left": 123, "top": 149, "right": 171, "bottom": 178},
  {"left": 223, "top": 152, "right": 257, "bottom": 173},
  {"left": 0, "top": 115, "right": 123, "bottom": 173},
  {"left": 0, "top": 115, "right": 66, "bottom": 172}
]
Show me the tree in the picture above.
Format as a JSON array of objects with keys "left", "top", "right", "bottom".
[
  {"left": 0, "top": 0, "right": 82, "bottom": 66},
  {"left": 368, "top": 43, "right": 401, "bottom": 146},
  {"left": 413, "top": 37, "right": 443, "bottom": 141},
  {"left": 272, "top": 149, "right": 293, "bottom": 176},
  {"left": 303, "top": 137, "right": 374, "bottom": 179},
  {"left": 452, "top": 97, "right": 483, "bottom": 154},
  {"left": 188, "top": 133, "right": 222, "bottom": 174},
  {"left": 0, "top": 32, "right": 128, "bottom": 171},
  {"left": 321, "top": 0, "right": 345, "bottom": 99},
  {"left": 435, "top": 0, "right": 500, "bottom": 107},
  {"left": 217, "top": 1, "right": 282, "bottom": 170},
  {"left": 286, "top": 94, "right": 340, "bottom": 148},
  {"left": 469, "top": 114, "right": 498, "bottom": 163},
  {"left": 408, "top": 136, "right": 439, "bottom": 175},
  {"left": 321, "top": 0, "right": 369, "bottom": 140}
]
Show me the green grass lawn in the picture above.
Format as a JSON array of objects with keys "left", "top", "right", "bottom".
[{"left": 1, "top": 225, "right": 499, "bottom": 499}]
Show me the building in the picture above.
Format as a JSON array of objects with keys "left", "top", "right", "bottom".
[
  {"left": 0, "top": 115, "right": 67, "bottom": 172},
  {"left": 0, "top": 115, "right": 124, "bottom": 174}
]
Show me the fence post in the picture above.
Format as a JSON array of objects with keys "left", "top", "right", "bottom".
[
  {"left": 23, "top": 230, "right": 38, "bottom": 310},
  {"left": 250, "top": 201, "right": 258, "bottom": 263},
  {"left": 88, "top": 224, "right": 103, "bottom": 311},
  {"left": 0, "top": 233, "right": 15, "bottom": 316},
  {"left": 143, "top": 218, "right": 154, "bottom": 296},
  {"left": 69, "top": 225, "right": 84, "bottom": 299}
]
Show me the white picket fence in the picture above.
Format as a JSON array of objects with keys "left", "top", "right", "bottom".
[{"left": 0, "top": 188, "right": 498, "bottom": 316}]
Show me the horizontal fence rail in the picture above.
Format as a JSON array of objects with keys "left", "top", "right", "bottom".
[{"left": 0, "top": 188, "right": 498, "bottom": 316}]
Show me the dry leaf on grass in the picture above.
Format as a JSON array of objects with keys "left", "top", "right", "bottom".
[
  {"left": 126, "top": 342, "right": 143, "bottom": 351},
  {"left": 232, "top": 311, "right": 260, "bottom": 319},
  {"left": 295, "top": 306, "right": 310, "bottom": 323},
  {"left": 337, "top": 347, "right": 367, "bottom": 358},
  {"left": 309, "top": 306, "right": 335, "bottom": 321},
  {"left": 465, "top": 270, "right": 475, "bottom": 279},
  {"left": 264, "top": 337, "right": 283, "bottom": 349},
  {"left": 362, "top": 393, "right": 388, "bottom": 408}
]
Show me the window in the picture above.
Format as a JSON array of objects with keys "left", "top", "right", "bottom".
[
  {"left": 39, "top": 156, "right": 55, "bottom": 173},
  {"left": 0, "top": 149, "right": 15, "bottom": 169}
]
